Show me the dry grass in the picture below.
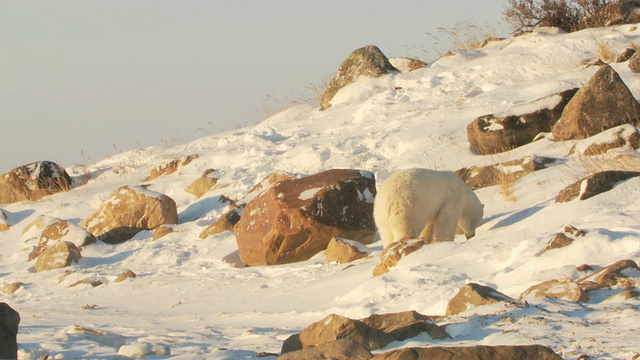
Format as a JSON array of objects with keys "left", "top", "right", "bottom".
[
  {"left": 423, "top": 19, "right": 504, "bottom": 60},
  {"left": 577, "top": 152, "right": 640, "bottom": 175},
  {"left": 497, "top": 169, "right": 518, "bottom": 202},
  {"left": 593, "top": 36, "right": 615, "bottom": 62}
]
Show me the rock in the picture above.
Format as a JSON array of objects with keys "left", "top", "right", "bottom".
[
  {"left": 199, "top": 206, "right": 243, "bottom": 239},
  {"left": 446, "top": 283, "right": 517, "bottom": 316},
  {"left": 0, "top": 161, "right": 72, "bottom": 204},
  {"left": 184, "top": 169, "right": 218, "bottom": 198},
  {"left": 320, "top": 45, "right": 397, "bottom": 110},
  {"left": 152, "top": 225, "right": 174, "bottom": 240},
  {"left": 80, "top": 185, "right": 178, "bottom": 244},
  {"left": 248, "top": 170, "right": 295, "bottom": 195},
  {"left": 552, "top": 65, "right": 640, "bottom": 141},
  {"left": 455, "top": 155, "right": 559, "bottom": 190},
  {"left": 325, "top": 237, "right": 370, "bottom": 264},
  {"left": 370, "top": 345, "right": 563, "bottom": 360},
  {"left": 372, "top": 239, "right": 423, "bottom": 277},
  {"left": 615, "top": 47, "right": 636, "bottom": 63},
  {"left": 577, "top": 264, "right": 594, "bottom": 272},
  {"left": 360, "top": 311, "right": 449, "bottom": 341},
  {"left": 298, "top": 314, "right": 392, "bottom": 351},
  {"left": 234, "top": 169, "right": 376, "bottom": 266},
  {"left": 115, "top": 269, "right": 137, "bottom": 283},
  {"left": 35, "top": 241, "right": 82, "bottom": 272},
  {"left": 29, "top": 219, "right": 96, "bottom": 261},
  {"left": 278, "top": 339, "right": 373, "bottom": 360},
  {"left": 520, "top": 278, "right": 588, "bottom": 302},
  {"left": 568, "top": 124, "right": 640, "bottom": 155},
  {"left": 389, "top": 57, "right": 427, "bottom": 72},
  {"left": 0, "top": 303, "right": 20, "bottom": 360},
  {"left": 0, "top": 208, "right": 8, "bottom": 231},
  {"left": 577, "top": 259, "right": 639, "bottom": 292},
  {"left": 544, "top": 233, "right": 574, "bottom": 252},
  {"left": 1, "top": 283, "right": 23, "bottom": 295},
  {"left": 555, "top": 170, "right": 640, "bottom": 202},
  {"left": 467, "top": 88, "right": 577, "bottom": 154},
  {"left": 69, "top": 279, "right": 103, "bottom": 288},
  {"left": 148, "top": 154, "right": 198, "bottom": 180},
  {"left": 280, "top": 334, "right": 302, "bottom": 354},
  {"left": 629, "top": 49, "right": 640, "bottom": 72},
  {"left": 63, "top": 325, "right": 127, "bottom": 348}
]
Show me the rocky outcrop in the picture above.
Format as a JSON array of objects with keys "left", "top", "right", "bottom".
[
  {"left": 320, "top": 45, "right": 397, "bottom": 110},
  {"left": 373, "top": 239, "right": 423, "bottom": 277},
  {"left": 80, "top": 186, "right": 178, "bottom": 244},
  {"left": 552, "top": 65, "right": 640, "bottom": 140},
  {"left": 280, "top": 311, "right": 448, "bottom": 356},
  {"left": 520, "top": 279, "right": 588, "bottom": 302},
  {"left": 0, "top": 303, "right": 20, "bottom": 360},
  {"left": 325, "top": 237, "right": 369, "bottom": 264},
  {"left": 446, "top": 283, "right": 517, "bottom": 316},
  {"left": 184, "top": 169, "right": 218, "bottom": 198},
  {"left": 455, "top": 156, "right": 558, "bottom": 190},
  {"left": 234, "top": 169, "right": 376, "bottom": 266},
  {"left": 0, "top": 161, "right": 72, "bottom": 204},
  {"left": 555, "top": 170, "right": 640, "bottom": 202},
  {"left": 35, "top": 241, "right": 82, "bottom": 272},
  {"left": 370, "top": 345, "right": 563, "bottom": 360},
  {"left": 28, "top": 218, "right": 96, "bottom": 261},
  {"left": 148, "top": 155, "right": 198, "bottom": 180},
  {"left": 577, "top": 259, "right": 639, "bottom": 292},
  {"left": 467, "top": 88, "right": 577, "bottom": 154}
]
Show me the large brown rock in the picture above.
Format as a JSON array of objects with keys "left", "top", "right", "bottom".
[
  {"left": 467, "top": 88, "right": 577, "bottom": 154},
  {"left": 455, "top": 156, "right": 558, "bottom": 190},
  {"left": 446, "top": 283, "right": 517, "bottom": 316},
  {"left": 577, "top": 259, "right": 639, "bottom": 292},
  {"left": 234, "top": 169, "right": 376, "bottom": 266},
  {"left": 298, "top": 314, "right": 392, "bottom": 351},
  {"left": 370, "top": 345, "right": 562, "bottom": 360},
  {"left": 520, "top": 279, "right": 588, "bottom": 302},
  {"left": 0, "top": 303, "right": 20, "bottom": 360},
  {"left": 35, "top": 241, "right": 82, "bottom": 272},
  {"left": 80, "top": 186, "right": 178, "bottom": 244},
  {"left": 148, "top": 155, "right": 197, "bottom": 180},
  {"left": 320, "top": 45, "right": 397, "bottom": 110},
  {"left": 0, "top": 161, "right": 72, "bottom": 204},
  {"left": 278, "top": 339, "right": 373, "bottom": 360},
  {"left": 373, "top": 239, "right": 424, "bottom": 277},
  {"left": 29, "top": 219, "right": 96, "bottom": 261},
  {"left": 360, "top": 311, "right": 449, "bottom": 342},
  {"left": 552, "top": 65, "right": 640, "bottom": 141},
  {"left": 555, "top": 170, "right": 640, "bottom": 202}
]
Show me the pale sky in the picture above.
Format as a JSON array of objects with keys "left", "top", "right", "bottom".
[{"left": 0, "top": 1, "right": 507, "bottom": 174}]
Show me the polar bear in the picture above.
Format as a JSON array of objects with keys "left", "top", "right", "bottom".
[{"left": 374, "top": 168, "right": 483, "bottom": 248}]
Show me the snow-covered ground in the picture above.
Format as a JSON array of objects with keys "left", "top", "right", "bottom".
[{"left": 2, "top": 25, "right": 640, "bottom": 359}]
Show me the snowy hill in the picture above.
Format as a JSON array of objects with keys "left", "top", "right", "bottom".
[{"left": 2, "top": 24, "right": 640, "bottom": 359}]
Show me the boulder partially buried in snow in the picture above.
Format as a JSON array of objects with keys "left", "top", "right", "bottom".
[
  {"left": 552, "top": 65, "right": 640, "bottom": 141},
  {"left": 373, "top": 239, "right": 424, "bottom": 277},
  {"left": 455, "top": 155, "right": 559, "bottom": 190},
  {"left": 184, "top": 169, "right": 218, "bottom": 198},
  {"left": 28, "top": 218, "right": 96, "bottom": 261},
  {"left": 520, "top": 279, "right": 588, "bottom": 302},
  {"left": 234, "top": 169, "right": 376, "bottom": 266},
  {"left": 372, "top": 345, "right": 563, "bottom": 360},
  {"left": 35, "top": 241, "right": 82, "bottom": 272},
  {"left": 568, "top": 124, "right": 640, "bottom": 155},
  {"left": 0, "top": 161, "right": 72, "bottom": 204},
  {"left": 555, "top": 170, "right": 640, "bottom": 202},
  {"left": 467, "top": 88, "right": 577, "bottom": 154},
  {"left": 389, "top": 57, "right": 427, "bottom": 72},
  {"left": 320, "top": 45, "right": 397, "bottom": 110},
  {"left": 148, "top": 154, "right": 197, "bottom": 180},
  {"left": 80, "top": 186, "right": 178, "bottom": 244},
  {"left": 446, "top": 283, "right": 518, "bottom": 316},
  {"left": 577, "top": 259, "right": 639, "bottom": 292},
  {"left": 325, "top": 237, "right": 370, "bottom": 264}
]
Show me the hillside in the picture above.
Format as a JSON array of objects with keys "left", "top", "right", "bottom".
[{"left": 2, "top": 24, "right": 640, "bottom": 359}]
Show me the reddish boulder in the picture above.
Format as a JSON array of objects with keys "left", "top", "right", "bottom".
[
  {"left": 148, "top": 155, "right": 197, "bottom": 180},
  {"left": 29, "top": 219, "right": 96, "bottom": 261},
  {"left": 325, "top": 237, "right": 370, "bottom": 264},
  {"left": 555, "top": 170, "right": 640, "bottom": 202},
  {"left": 370, "top": 345, "right": 562, "bottom": 360},
  {"left": 373, "top": 239, "right": 424, "bottom": 277},
  {"left": 234, "top": 169, "right": 376, "bottom": 266},
  {"left": 0, "top": 161, "right": 72, "bottom": 204}
]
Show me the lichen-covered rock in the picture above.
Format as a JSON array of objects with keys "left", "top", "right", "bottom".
[
  {"left": 446, "top": 283, "right": 517, "bottom": 316},
  {"left": 28, "top": 219, "right": 96, "bottom": 261},
  {"left": 555, "top": 170, "right": 640, "bottom": 202},
  {"left": 0, "top": 161, "right": 72, "bottom": 204},
  {"left": 325, "top": 237, "right": 370, "bottom": 264},
  {"left": 467, "top": 88, "right": 577, "bottom": 154},
  {"left": 80, "top": 186, "right": 178, "bottom": 244},
  {"left": 184, "top": 169, "right": 218, "bottom": 198},
  {"left": 234, "top": 169, "right": 376, "bottom": 266},
  {"left": 552, "top": 65, "right": 640, "bottom": 140},
  {"left": 520, "top": 279, "right": 588, "bottom": 302},
  {"left": 320, "top": 45, "right": 397, "bottom": 110},
  {"left": 35, "top": 241, "right": 82, "bottom": 272},
  {"left": 148, "top": 155, "right": 197, "bottom": 180},
  {"left": 373, "top": 239, "right": 423, "bottom": 277}
]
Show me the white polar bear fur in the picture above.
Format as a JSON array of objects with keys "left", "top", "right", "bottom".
[{"left": 374, "top": 168, "right": 483, "bottom": 248}]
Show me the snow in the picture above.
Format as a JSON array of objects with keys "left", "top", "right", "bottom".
[{"left": 1, "top": 24, "right": 640, "bottom": 359}]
